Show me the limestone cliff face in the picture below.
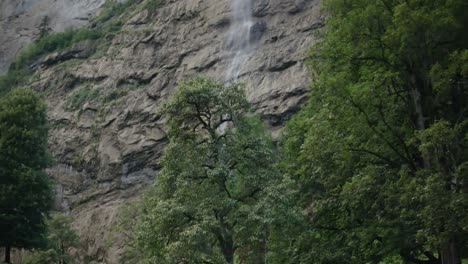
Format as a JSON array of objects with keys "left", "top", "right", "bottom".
[
  {"left": 3, "top": 0, "right": 323, "bottom": 262},
  {"left": 0, "top": 0, "right": 107, "bottom": 74}
]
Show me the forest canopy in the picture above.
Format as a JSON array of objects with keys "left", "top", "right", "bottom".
[
  {"left": 0, "top": 0, "right": 466, "bottom": 263},
  {"left": 281, "top": 0, "right": 467, "bottom": 263}
]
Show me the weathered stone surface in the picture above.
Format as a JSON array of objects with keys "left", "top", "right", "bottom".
[
  {"left": 0, "top": 0, "right": 106, "bottom": 74},
  {"left": 3, "top": 0, "right": 324, "bottom": 262},
  {"left": 253, "top": 0, "right": 271, "bottom": 17},
  {"left": 40, "top": 41, "right": 97, "bottom": 67}
]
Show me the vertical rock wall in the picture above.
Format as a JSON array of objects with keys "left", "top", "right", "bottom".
[{"left": 2, "top": 0, "right": 324, "bottom": 262}]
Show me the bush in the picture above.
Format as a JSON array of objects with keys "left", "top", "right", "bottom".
[
  {"left": 0, "top": 69, "right": 28, "bottom": 94},
  {"left": 145, "top": 0, "right": 163, "bottom": 11},
  {"left": 94, "top": 0, "right": 141, "bottom": 25},
  {"left": 14, "top": 28, "right": 104, "bottom": 70},
  {"left": 23, "top": 214, "right": 80, "bottom": 264},
  {"left": 66, "top": 85, "right": 100, "bottom": 110}
]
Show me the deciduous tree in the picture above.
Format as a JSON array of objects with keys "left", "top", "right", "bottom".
[
  {"left": 135, "top": 77, "right": 285, "bottom": 263},
  {"left": 282, "top": 0, "right": 467, "bottom": 263},
  {"left": 24, "top": 214, "right": 80, "bottom": 264}
]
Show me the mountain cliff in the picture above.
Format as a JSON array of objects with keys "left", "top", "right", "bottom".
[
  {"left": 0, "top": 0, "right": 107, "bottom": 74},
  {"left": 1, "top": 0, "right": 323, "bottom": 262}
]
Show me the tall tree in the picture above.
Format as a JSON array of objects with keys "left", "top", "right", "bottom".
[
  {"left": 282, "top": 0, "right": 467, "bottom": 263},
  {"left": 24, "top": 213, "right": 80, "bottom": 264},
  {"left": 135, "top": 77, "right": 284, "bottom": 263},
  {"left": 0, "top": 88, "right": 53, "bottom": 263}
]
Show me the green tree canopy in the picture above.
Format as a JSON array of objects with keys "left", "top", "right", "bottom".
[
  {"left": 24, "top": 213, "right": 80, "bottom": 264},
  {"left": 0, "top": 88, "right": 53, "bottom": 263},
  {"left": 282, "top": 0, "right": 467, "bottom": 263},
  {"left": 135, "top": 77, "right": 286, "bottom": 263}
]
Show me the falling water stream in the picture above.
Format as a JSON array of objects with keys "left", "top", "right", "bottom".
[{"left": 225, "top": 0, "right": 255, "bottom": 82}]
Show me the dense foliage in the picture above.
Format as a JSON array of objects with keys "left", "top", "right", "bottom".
[
  {"left": 24, "top": 214, "right": 80, "bottom": 264},
  {"left": 1, "top": 0, "right": 466, "bottom": 263},
  {"left": 282, "top": 0, "right": 467, "bottom": 263},
  {"left": 0, "top": 88, "right": 53, "bottom": 263},
  {"left": 135, "top": 78, "right": 289, "bottom": 263}
]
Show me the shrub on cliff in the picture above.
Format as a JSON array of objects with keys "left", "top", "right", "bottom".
[{"left": 13, "top": 28, "right": 104, "bottom": 71}]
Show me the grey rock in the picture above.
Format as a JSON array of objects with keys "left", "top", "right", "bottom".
[
  {"left": 41, "top": 41, "right": 96, "bottom": 67},
  {"left": 250, "top": 21, "right": 267, "bottom": 43},
  {"left": 253, "top": 0, "right": 270, "bottom": 17},
  {"left": 5, "top": 0, "right": 324, "bottom": 262},
  {"left": 0, "top": 0, "right": 107, "bottom": 74},
  {"left": 289, "top": 0, "right": 307, "bottom": 14}
]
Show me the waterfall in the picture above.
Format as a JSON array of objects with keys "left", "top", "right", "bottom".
[{"left": 225, "top": 0, "right": 254, "bottom": 82}]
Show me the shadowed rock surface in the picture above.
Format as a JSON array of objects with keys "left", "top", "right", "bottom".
[{"left": 2, "top": 0, "right": 324, "bottom": 262}]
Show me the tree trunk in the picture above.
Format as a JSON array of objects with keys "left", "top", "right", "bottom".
[
  {"left": 409, "top": 74, "right": 461, "bottom": 264},
  {"left": 218, "top": 226, "right": 234, "bottom": 264},
  {"left": 410, "top": 83, "right": 432, "bottom": 169},
  {"left": 221, "top": 236, "right": 234, "bottom": 264},
  {"left": 440, "top": 238, "right": 461, "bottom": 264},
  {"left": 5, "top": 245, "right": 11, "bottom": 263}
]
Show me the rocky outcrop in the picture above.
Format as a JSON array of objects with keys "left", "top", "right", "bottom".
[
  {"left": 0, "top": 0, "right": 106, "bottom": 74},
  {"left": 5, "top": 0, "right": 324, "bottom": 262},
  {"left": 39, "top": 41, "right": 97, "bottom": 67}
]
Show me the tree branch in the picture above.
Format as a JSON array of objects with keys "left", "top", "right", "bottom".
[
  {"left": 376, "top": 99, "right": 417, "bottom": 170},
  {"left": 236, "top": 188, "right": 261, "bottom": 203},
  {"left": 348, "top": 98, "right": 415, "bottom": 170},
  {"left": 346, "top": 148, "right": 399, "bottom": 167}
]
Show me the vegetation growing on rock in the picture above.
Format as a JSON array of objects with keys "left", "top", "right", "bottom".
[
  {"left": 0, "top": 0, "right": 467, "bottom": 263},
  {"left": 0, "top": 0, "right": 160, "bottom": 95}
]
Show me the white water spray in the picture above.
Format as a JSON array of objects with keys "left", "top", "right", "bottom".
[{"left": 225, "top": 0, "right": 255, "bottom": 82}]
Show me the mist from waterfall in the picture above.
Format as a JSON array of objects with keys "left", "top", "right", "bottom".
[{"left": 225, "top": 0, "right": 254, "bottom": 82}]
